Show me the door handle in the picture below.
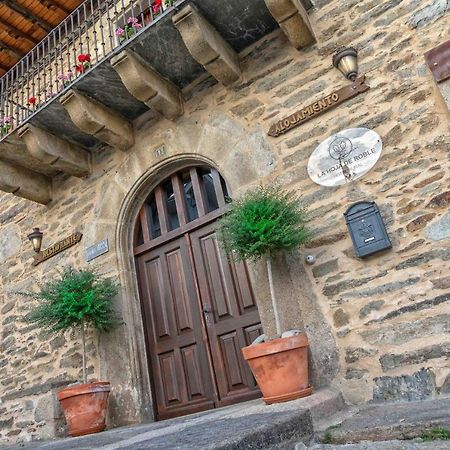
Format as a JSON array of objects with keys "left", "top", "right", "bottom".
[{"left": 202, "top": 305, "right": 213, "bottom": 326}]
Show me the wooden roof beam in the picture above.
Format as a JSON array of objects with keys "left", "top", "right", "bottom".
[
  {"left": 0, "top": 40, "right": 25, "bottom": 60},
  {"left": 0, "top": 0, "right": 53, "bottom": 33},
  {"left": 0, "top": 61, "right": 10, "bottom": 72},
  {"left": 39, "top": 0, "right": 71, "bottom": 15},
  {"left": 0, "top": 17, "right": 40, "bottom": 45}
]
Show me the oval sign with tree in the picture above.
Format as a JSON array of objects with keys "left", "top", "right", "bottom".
[{"left": 307, "top": 127, "right": 382, "bottom": 187}]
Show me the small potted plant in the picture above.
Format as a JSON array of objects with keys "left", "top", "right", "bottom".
[
  {"left": 23, "top": 267, "right": 120, "bottom": 436},
  {"left": 115, "top": 17, "right": 143, "bottom": 43},
  {"left": 152, "top": 0, "right": 172, "bottom": 16},
  {"left": 0, "top": 115, "right": 11, "bottom": 135},
  {"left": 76, "top": 54, "right": 91, "bottom": 74},
  {"left": 217, "top": 185, "right": 312, "bottom": 404}
]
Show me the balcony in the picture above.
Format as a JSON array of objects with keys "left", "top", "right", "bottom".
[{"left": 0, "top": 0, "right": 314, "bottom": 204}]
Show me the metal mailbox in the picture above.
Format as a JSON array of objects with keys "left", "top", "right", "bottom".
[{"left": 344, "top": 201, "right": 392, "bottom": 258}]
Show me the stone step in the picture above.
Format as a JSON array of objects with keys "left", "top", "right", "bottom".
[
  {"left": 2, "top": 389, "right": 344, "bottom": 450},
  {"left": 317, "top": 397, "right": 450, "bottom": 445},
  {"left": 303, "top": 441, "right": 450, "bottom": 450}
]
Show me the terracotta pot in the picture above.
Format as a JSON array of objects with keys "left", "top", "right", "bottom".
[
  {"left": 242, "top": 334, "right": 312, "bottom": 404},
  {"left": 57, "top": 381, "right": 111, "bottom": 437}
]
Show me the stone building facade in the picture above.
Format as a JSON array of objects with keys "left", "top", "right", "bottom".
[{"left": 0, "top": 0, "right": 449, "bottom": 444}]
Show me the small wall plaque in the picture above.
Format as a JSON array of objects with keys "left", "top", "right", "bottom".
[
  {"left": 154, "top": 146, "right": 166, "bottom": 158},
  {"left": 307, "top": 128, "right": 382, "bottom": 187},
  {"left": 33, "top": 232, "right": 82, "bottom": 266},
  {"left": 344, "top": 201, "right": 392, "bottom": 258},
  {"left": 85, "top": 239, "right": 109, "bottom": 262}
]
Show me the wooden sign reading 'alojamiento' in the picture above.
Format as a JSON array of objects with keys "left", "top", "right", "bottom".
[{"left": 307, "top": 128, "right": 382, "bottom": 187}]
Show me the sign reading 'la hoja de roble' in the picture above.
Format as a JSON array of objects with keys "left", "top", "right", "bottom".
[{"left": 307, "top": 128, "right": 382, "bottom": 187}]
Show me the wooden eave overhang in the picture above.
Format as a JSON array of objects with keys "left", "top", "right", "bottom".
[{"left": 0, "top": 0, "right": 84, "bottom": 76}]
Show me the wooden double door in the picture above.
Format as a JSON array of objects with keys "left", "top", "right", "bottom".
[{"left": 135, "top": 167, "right": 262, "bottom": 420}]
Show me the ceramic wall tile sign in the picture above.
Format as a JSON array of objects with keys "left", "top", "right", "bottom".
[
  {"left": 85, "top": 239, "right": 109, "bottom": 262},
  {"left": 307, "top": 128, "right": 382, "bottom": 187}
]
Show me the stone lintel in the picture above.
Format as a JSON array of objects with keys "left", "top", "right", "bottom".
[
  {"left": 111, "top": 51, "right": 184, "bottom": 121},
  {"left": 60, "top": 90, "right": 134, "bottom": 151},
  {"left": 173, "top": 5, "right": 241, "bottom": 86},
  {"left": 18, "top": 124, "right": 91, "bottom": 178},
  {"left": 0, "top": 159, "right": 52, "bottom": 205},
  {"left": 264, "top": 0, "right": 316, "bottom": 50}
]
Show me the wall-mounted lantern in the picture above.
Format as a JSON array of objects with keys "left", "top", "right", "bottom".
[
  {"left": 27, "top": 228, "right": 44, "bottom": 253},
  {"left": 333, "top": 47, "right": 359, "bottom": 82}
]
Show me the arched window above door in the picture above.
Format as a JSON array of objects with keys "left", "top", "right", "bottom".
[{"left": 134, "top": 166, "right": 229, "bottom": 248}]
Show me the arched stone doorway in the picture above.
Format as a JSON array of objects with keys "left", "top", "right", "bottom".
[{"left": 133, "top": 164, "right": 262, "bottom": 420}]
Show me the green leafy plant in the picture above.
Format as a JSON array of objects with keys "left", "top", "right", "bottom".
[
  {"left": 421, "top": 428, "right": 450, "bottom": 441},
  {"left": 217, "top": 185, "right": 311, "bottom": 334},
  {"left": 23, "top": 267, "right": 120, "bottom": 384},
  {"left": 321, "top": 432, "right": 333, "bottom": 444}
]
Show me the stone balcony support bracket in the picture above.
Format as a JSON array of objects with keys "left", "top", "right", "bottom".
[
  {"left": 0, "top": 134, "right": 58, "bottom": 177},
  {"left": 111, "top": 50, "right": 184, "bottom": 121},
  {"left": 60, "top": 90, "right": 134, "bottom": 151},
  {"left": 264, "top": 0, "right": 316, "bottom": 50},
  {"left": 172, "top": 5, "right": 241, "bottom": 86},
  {"left": 0, "top": 159, "right": 52, "bottom": 205},
  {"left": 18, "top": 124, "right": 91, "bottom": 178}
]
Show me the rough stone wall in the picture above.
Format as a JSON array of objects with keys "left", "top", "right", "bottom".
[{"left": 1, "top": 0, "right": 450, "bottom": 444}]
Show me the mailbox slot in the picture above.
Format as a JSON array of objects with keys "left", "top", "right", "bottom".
[{"left": 344, "top": 201, "right": 392, "bottom": 258}]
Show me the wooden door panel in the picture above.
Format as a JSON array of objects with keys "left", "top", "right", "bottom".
[
  {"left": 244, "top": 323, "right": 264, "bottom": 346},
  {"left": 166, "top": 248, "right": 193, "bottom": 334},
  {"left": 198, "top": 234, "right": 233, "bottom": 320},
  {"left": 146, "top": 257, "right": 171, "bottom": 339},
  {"left": 231, "top": 262, "right": 260, "bottom": 312},
  {"left": 159, "top": 351, "right": 182, "bottom": 405},
  {"left": 181, "top": 344, "right": 209, "bottom": 400},
  {"left": 138, "top": 237, "right": 216, "bottom": 420},
  {"left": 190, "top": 223, "right": 262, "bottom": 404},
  {"left": 218, "top": 330, "right": 252, "bottom": 391}
]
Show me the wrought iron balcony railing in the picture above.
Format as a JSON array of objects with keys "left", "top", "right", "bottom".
[{"left": 0, "top": 0, "right": 175, "bottom": 139}]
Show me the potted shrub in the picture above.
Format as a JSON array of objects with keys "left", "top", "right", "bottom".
[
  {"left": 217, "top": 185, "right": 312, "bottom": 404},
  {"left": 23, "top": 267, "right": 120, "bottom": 436}
]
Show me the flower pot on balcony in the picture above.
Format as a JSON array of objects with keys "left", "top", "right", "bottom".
[
  {"left": 242, "top": 334, "right": 312, "bottom": 404},
  {"left": 57, "top": 381, "right": 111, "bottom": 437}
]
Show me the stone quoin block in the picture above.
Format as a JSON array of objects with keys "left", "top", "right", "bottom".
[
  {"left": 264, "top": 0, "right": 316, "bottom": 50},
  {"left": 173, "top": 5, "right": 241, "bottom": 86},
  {"left": 18, "top": 124, "right": 91, "bottom": 178},
  {"left": 111, "top": 50, "right": 184, "bottom": 121},
  {"left": 0, "top": 159, "right": 51, "bottom": 204},
  {"left": 60, "top": 90, "right": 134, "bottom": 151}
]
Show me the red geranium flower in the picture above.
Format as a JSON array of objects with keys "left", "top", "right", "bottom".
[
  {"left": 28, "top": 96, "right": 37, "bottom": 105},
  {"left": 152, "top": 0, "right": 162, "bottom": 13},
  {"left": 76, "top": 64, "right": 84, "bottom": 74},
  {"left": 77, "top": 53, "right": 91, "bottom": 63}
]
